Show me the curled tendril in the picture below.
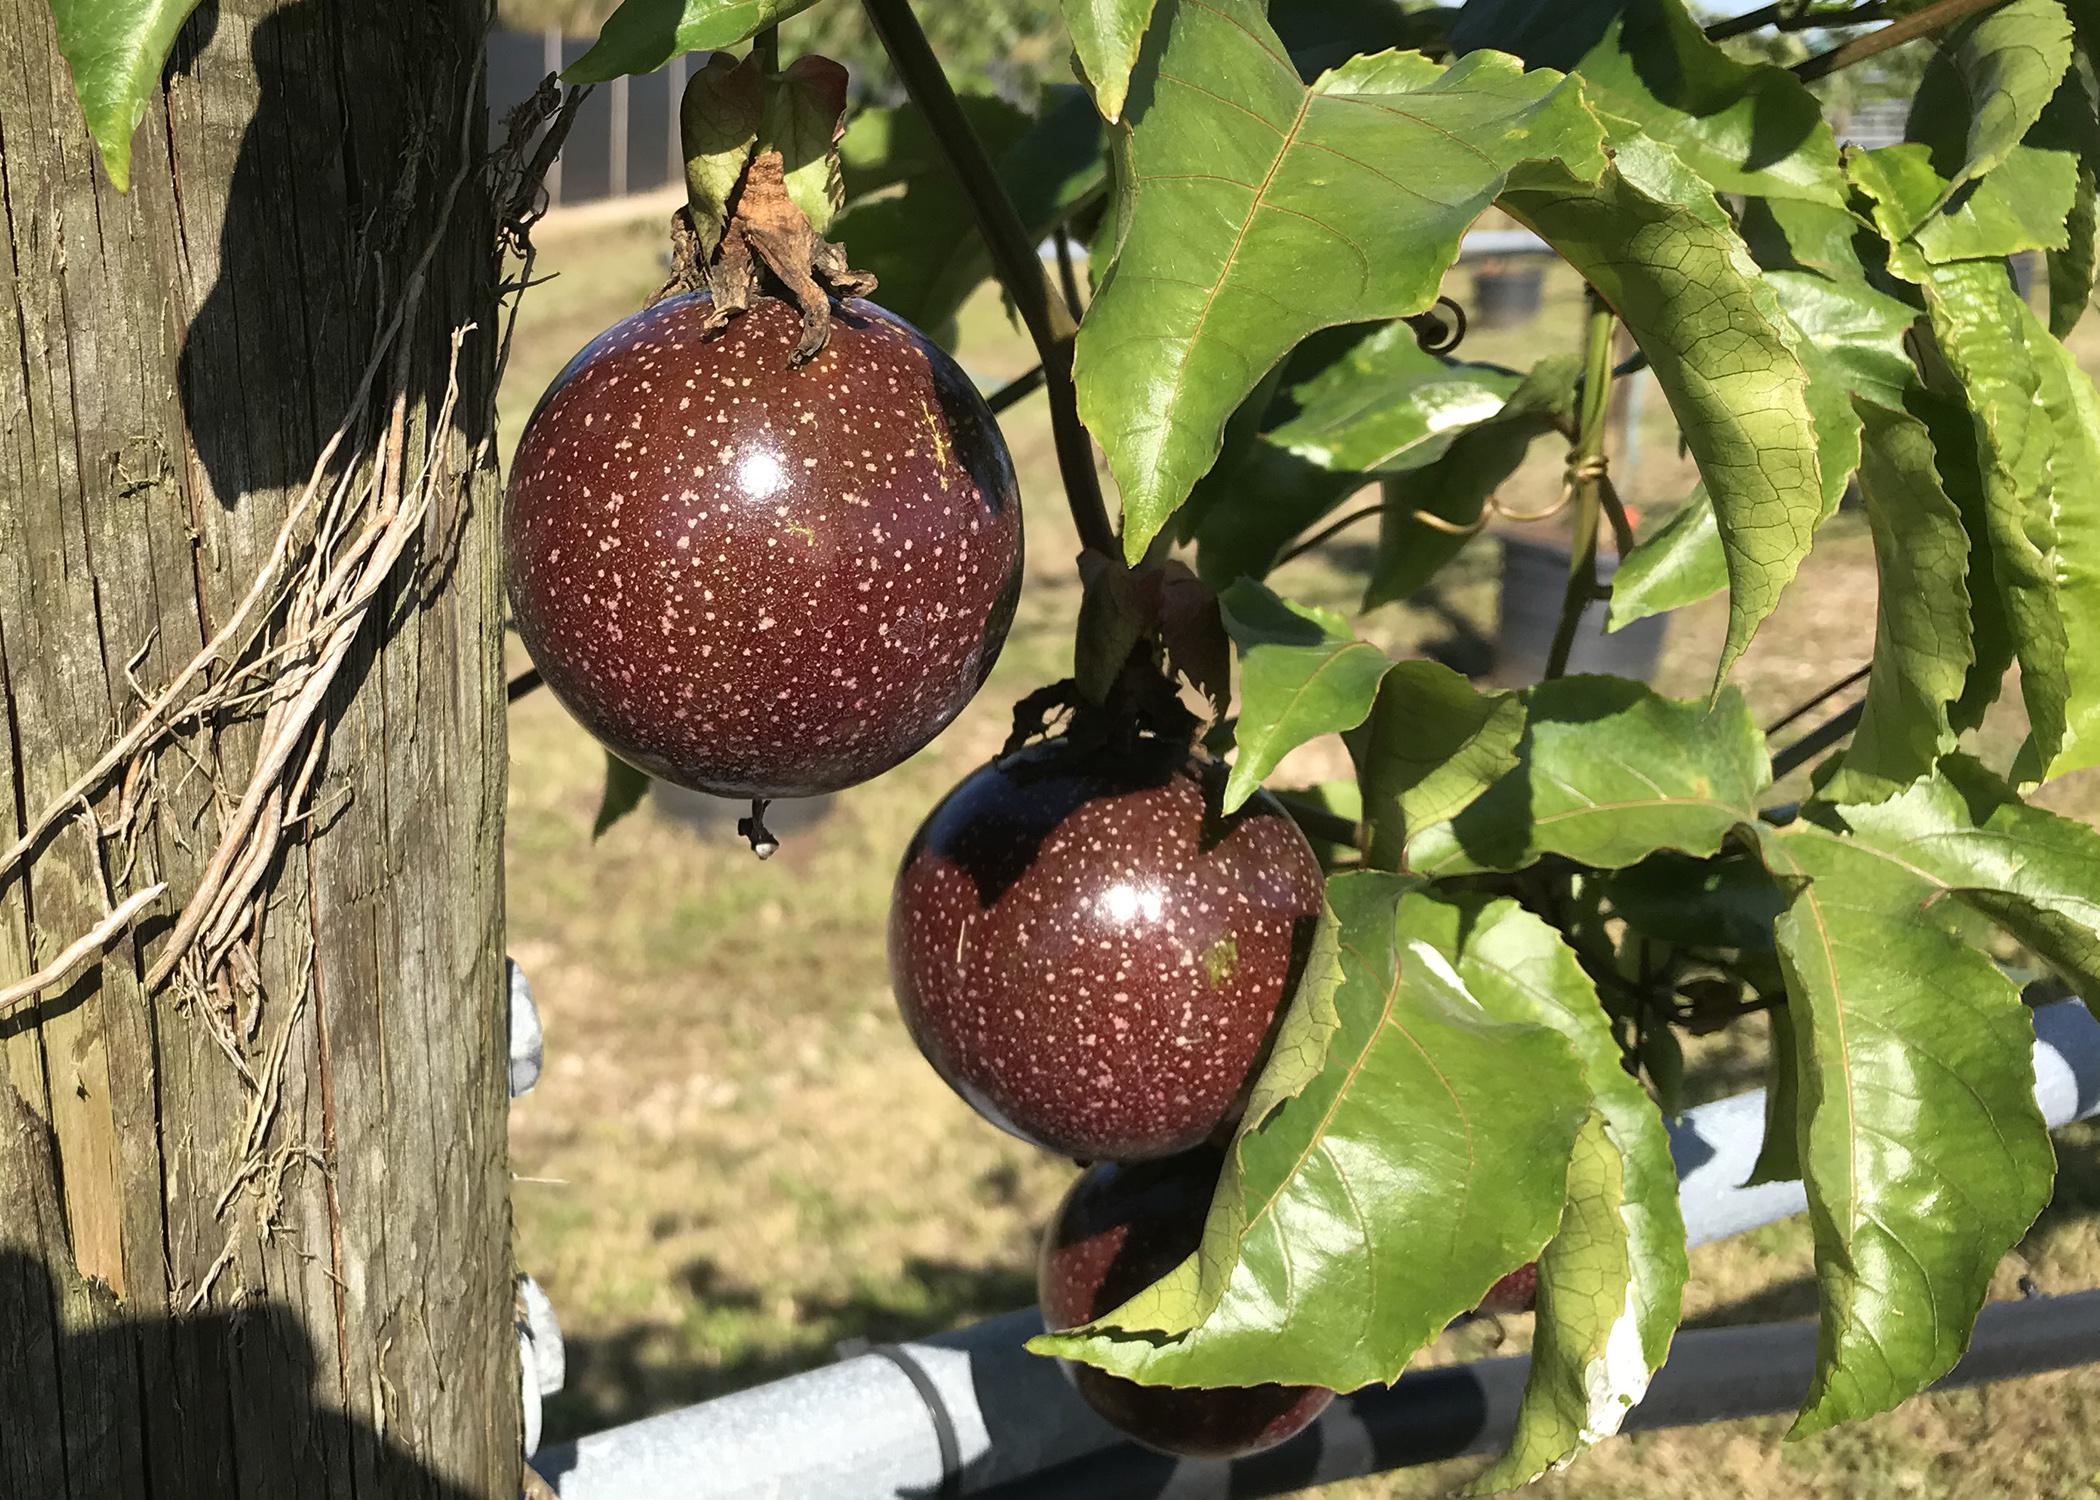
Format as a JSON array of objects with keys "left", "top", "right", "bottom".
[{"left": 1404, "top": 295, "right": 1468, "bottom": 356}]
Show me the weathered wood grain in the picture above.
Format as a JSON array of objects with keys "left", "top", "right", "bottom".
[{"left": 0, "top": 2, "right": 515, "bottom": 1495}]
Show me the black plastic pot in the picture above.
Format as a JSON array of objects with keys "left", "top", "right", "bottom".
[
  {"left": 1470, "top": 265, "right": 1546, "bottom": 329},
  {"left": 1495, "top": 534, "right": 1669, "bottom": 685}
]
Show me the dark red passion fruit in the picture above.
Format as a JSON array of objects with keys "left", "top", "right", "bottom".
[
  {"left": 888, "top": 735, "right": 1324, "bottom": 1161},
  {"left": 1038, "top": 1149, "right": 1335, "bottom": 1459},
  {"left": 505, "top": 293, "right": 1023, "bottom": 800}
]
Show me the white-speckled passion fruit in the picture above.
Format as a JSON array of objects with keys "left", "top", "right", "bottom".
[
  {"left": 505, "top": 293, "right": 1023, "bottom": 799},
  {"left": 888, "top": 736, "right": 1325, "bottom": 1161},
  {"left": 1039, "top": 1149, "right": 1335, "bottom": 1456}
]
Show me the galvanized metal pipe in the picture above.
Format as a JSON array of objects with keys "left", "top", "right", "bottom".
[{"left": 537, "top": 999, "right": 2100, "bottom": 1499}]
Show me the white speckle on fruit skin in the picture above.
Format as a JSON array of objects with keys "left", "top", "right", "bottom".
[
  {"left": 888, "top": 742, "right": 1325, "bottom": 1162},
  {"left": 504, "top": 294, "right": 1023, "bottom": 800}
]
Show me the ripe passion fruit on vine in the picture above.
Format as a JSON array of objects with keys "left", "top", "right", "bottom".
[
  {"left": 505, "top": 291, "right": 1023, "bottom": 802},
  {"left": 1038, "top": 1148, "right": 1336, "bottom": 1458},
  {"left": 888, "top": 732, "right": 1324, "bottom": 1161}
]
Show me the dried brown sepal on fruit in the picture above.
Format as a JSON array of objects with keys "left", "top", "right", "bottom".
[
  {"left": 662, "top": 48, "right": 876, "bottom": 363},
  {"left": 709, "top": 149, "right": 878, "bottom": 362}
]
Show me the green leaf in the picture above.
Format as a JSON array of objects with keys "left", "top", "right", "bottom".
[
  {"left": 1906, "top": 261, "right": 2100, "bottom": 779},
  {"left": 679, "top": 53, "right": 766, "bottom": 261},
  {"left": 594, "top": 754, "right": 653, "bottom": 838},
  {"left": 1759, "top": 782, "right": 2060, "bottom": 1435},
  {"left": 1852, "top": 141, "right": 2078, "bottom": 266},
  {"left": 2039, "top": 54, "right": 2100, "bottom": 336},
  {"left": 1835, "top": 754, "right": 2100, "bottom": 994},
  {"left": 1602, "top": 851, "right": 1786, "bottom": 953},
  {"left": 1473, "top": 1117, "right": 1637, "bottom": 1488},
  {"left": 1274, "top": 0, "right": 1457, "bottom": 76},
  {"left": 48, "top": 0, "right": 205, "bottom": 191},
  {"left": 1362, "top": 355, "right": 1582, "bottom": 609},
  {"left": 1607, "top": 487, "right": 1725, "bottom": 630},
  {"left": 1504, "top": 136, "right": 1824, "bottom": 688},
  {"left": 1397, "top": 897, "right": 1684, "bottom": 1486},
  {"left": 1410, "top": 677, "right": 1771, "bottom": 876},
  {"left": 1913, "top": 366, "right": 2020, "bottom": 732},
  {"left": 834, "top": 90, "right": 1105, "bottom": 340},
  {"left": 1030, "top": 871, "right": 1589, "bottom": 1392},
  {"left": 1907, "top": 0, "right": 2075, "bottom": 209},
  {"left": 2051, "top": 156, "right": 2098, "bottom": 337},
  {"left": 1079, "top": 1, "right": 1608, "bottom": 560},
  {"left": 761, "top": 56, "right": 851, "bottom": 234},
  {"left": 1064, "top": 0, "right": 1163, "bottom": 122},
  {"left": 1351, "top": 662, "right": 1524, "bottom": 872},
  {"left": 1817, "top": 399, "right": 1975, "bottom": 804},
  {"left": 1746, "top": 998, "right": 1802, "bottom": 1187},
  {"left": 1189, "top": 326, "right": 1526, "bottom": 584},
  {"left": 567, "top": 0, "right": 824, "bottom": 83},
  {"left": 1464, "top": 0, "right": 1844, "bottom": 205},
  {"left": 1217, "top": 580, "right": 1393, "bottom": 814}
]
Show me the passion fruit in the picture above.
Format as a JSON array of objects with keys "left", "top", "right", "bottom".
[
  {"left": 505, "top": 292, "right": 1022, "bottom": 800},
  {"left": 889, "top": 734, "right": 1324, "bottom": 1161}
]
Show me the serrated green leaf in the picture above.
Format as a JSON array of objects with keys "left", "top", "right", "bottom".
[
  {"left": 1836, "top": 754, "right": 2100, "bottom": 993},
  {"left": 834, "top": 89, "right": 1104, "bottom": 341},
  {"left": 567, "top": 0, "right": 823, "bottom": 84},
  {"left": 1607, "top": 487, "right": 1725, "bottom": 630},
  {"left": 1409, "top": 677, "right": 1771, "bottom": 876},
  {"left": 1912, "top": 365, "right": 2019, "bottom": 732},
  {"left": 49, "top": 0, "right": 204, "bottom": 191},
  {"left": 1351, "top": 662, "right": 1524, "bottom": 871},
  {"left": 1079, "top": 0, "right": 1608, "bottom": 560},
  {"left": 2051, "top": 161, "right": 2098, "bottom": 336},
  {"left": 1190, "top": 325, "right": 1525, "bottom": 584},
  {"left": 2034, "top": 36, "right": 2100, "bottom": 335},
  {"left": 1907, "top": 0, "right": 2075, "bottom": 209},
  {"left": 1462, "top": 0, "right": 1844, "bottom": 205},
  {"left": 1362, "top": 355, "right": 1581, "bottom": 609},
  {"left": 761, "top": 56, "right": 850, "bottom": 234},
  {"left": 1818, "top": 398, "right": 1975, "bottom": 804},
  {"left": 1504, "top": 135, "right": 1824, "bottom": 689},
  {"left": 1759, "top": 786, "right": 2058, "bottom": 1436},
  {"left": 1472, "top": 1116, "right": 1634, "bottom": 1490},
  {"left": 1064, "top": 0, "right": 1163, "bottom": 121},
  {"left": 680, "top": 53, "right": 765, "bottom": 260},
  {"left": 1911, "top": 263, "right": 2100, "bottom": 779},
  {"left": 1852, "top": 141, "right": 2078, "bottom": 267},
  {"left": 1218, "top": 580, "right": 1394, "bottom": 813},
  {"left": 1397, "top": 896, "right": 1684, "bottom": 1487},
  {"left": 594, "top": 753, "right": 653, "bottom": 838},
  {"left": 1029, "top": 870, "right": 1589, "bottom": 1392}
]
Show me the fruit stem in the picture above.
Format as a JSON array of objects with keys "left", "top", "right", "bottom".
[
  {"left": 859, "top": 0, "right": 1119, "bottom": 559},
  {"left": 1543, "top": 288, "right": 1617, "bottom": 681},
  {"left": 738, "top": 798, "right": 780, "bottom": 859}
]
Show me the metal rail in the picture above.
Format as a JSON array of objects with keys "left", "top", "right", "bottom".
[{"left": 537, "top": 998, "right": 2100, "bottom": 1499}]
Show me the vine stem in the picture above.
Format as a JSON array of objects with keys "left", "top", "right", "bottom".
[
  {"left": 1793, "top": 0, "right": 2005, "bottom": 80},
  {"left": 859, "top": 0, "right": 1118, "bottom": 557},
  {"left": 1543, "top": 290, "right": 1618, "bottom": 681},
  {"left": 1772, "top": 699, "right": 1865, "bottom": 778},
  {"left": 1705, "top": 2, "right": 1886, "bottom": 42}
]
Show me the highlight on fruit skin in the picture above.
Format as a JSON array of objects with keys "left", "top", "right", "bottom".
[
  {"left": 1037, "top": 1148, "right": 1335, "bottom": 1459},
  {"left": 504, "top": 291, "right": 1023, "bottom": 801},
  {"left": 888, "top": 733, "right": 1324, "bottom": 1162}
]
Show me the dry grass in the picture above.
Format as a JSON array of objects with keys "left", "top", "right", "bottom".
[{"left": 504, "top": 201, "right": 2100, "bottom": 1492}]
